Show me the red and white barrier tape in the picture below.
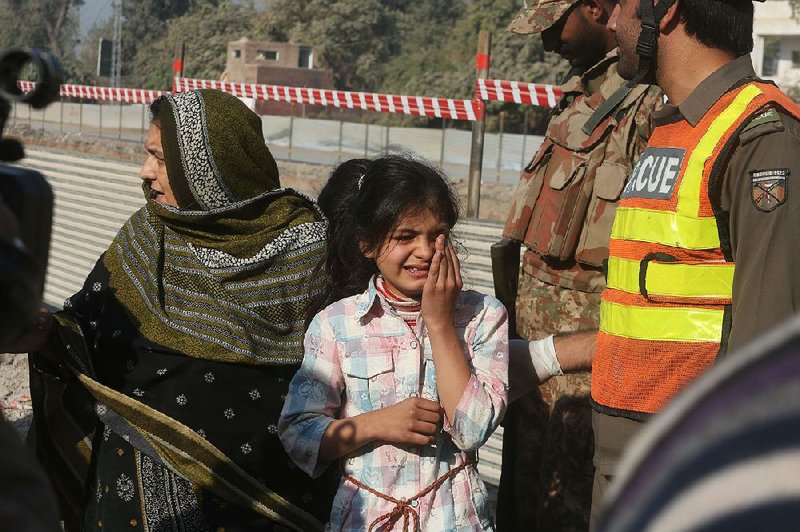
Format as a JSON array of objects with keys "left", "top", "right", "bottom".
[
  {"left": 475, "top": 79, "right": 562, "bottom": 108},
  {"left": 18, "top": 80, "right": 164, "bottom": 103},
  {"left": 173, "top": 78, "right": 481, "bottom": 121},
  {"left": 17, "top": 77, "right": 561, "bottom": 119}
]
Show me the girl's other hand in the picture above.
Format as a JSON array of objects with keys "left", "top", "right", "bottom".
[
  {"left": 421, "top": 234, "right": 462, "bottom": 331},
  {"left": 375, "top": 397, "right": 443, "bottom": 446}
]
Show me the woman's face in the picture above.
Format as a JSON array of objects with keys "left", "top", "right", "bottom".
[{"left": 140, "top": 123, "right": 178, "bottom": 207}]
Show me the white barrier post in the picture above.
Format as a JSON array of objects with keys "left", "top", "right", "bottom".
[{"left": 467, "top": 30, "right": 491, "bottom": 218}]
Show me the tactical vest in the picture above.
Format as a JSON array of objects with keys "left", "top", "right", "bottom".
[
  {"left": 504, "top": 58, "right": 657, "bottom": 292},
  {"left": 591, "top": 81, "right": 800, "bottom": 419}
]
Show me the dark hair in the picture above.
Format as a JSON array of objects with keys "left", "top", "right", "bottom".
[
  {"left": 149, "top": 96, "right": 165, "bottom": 125},
  {"left": 307, "top": 154, "right": 460, "bottom": 324},
  {"left": 670, "top": 0, "right": 753, "bottom": 56}
]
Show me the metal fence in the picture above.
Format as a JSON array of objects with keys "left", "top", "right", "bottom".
[{"left": 11, "top": 100, "right": 542, "bottom": 186}]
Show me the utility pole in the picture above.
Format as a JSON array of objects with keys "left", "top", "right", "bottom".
[
  {"left": 467, "top": 30, "right": 491, "bottom": 218},
  {"left": 111, "top": 0, "right": 123, "bottom": 87}
]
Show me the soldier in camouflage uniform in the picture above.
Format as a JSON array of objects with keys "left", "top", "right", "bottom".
[{"left": 495, "top": 1, "right": 663, "bottom": 530}]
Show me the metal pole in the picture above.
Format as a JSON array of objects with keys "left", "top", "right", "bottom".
[
  {"left": 338, "top": 116, "right": 344, "bottom": 163},
  {"left": 364, "top": 119, "right": 369, "bottom": 157},
  {"left": 385, "top": 124, "right": 390, "bottom": 154},
  {"left": 467, "top": 30, "right": 491, "bottom": 218},
  {"left": 141, "top": 103, "right": 146, "bottom": 141},
  {"left": 521, "top": 109, "right": 529, "bottom": 170},
  {"left": 41, "top": 105, "right": 45, "bottom": 132},
  {"left": 288, "top": 104, "right": 294, "bottom": 160},
  {"left": 59, "top": 100, "right": 64, "bottom": 133},
  {"left": 496, "top": 111, "right": 505, "bottom": 182},
  {"left": 118, "top": 101, "right": 123, "bottom": 139},
  {"left": 440, "top": 119, "right": 447, "bottom": 169},
  {"left": 99, "top": 102, "right": 103, "bottom": 138}
]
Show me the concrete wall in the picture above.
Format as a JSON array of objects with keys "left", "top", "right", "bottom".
[{"left": 226, "top": 39, "right": 316, "bottom": 81}]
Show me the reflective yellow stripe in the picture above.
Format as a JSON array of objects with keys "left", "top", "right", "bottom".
[
  {"left": 612, "top": 84, "right": 764, "bottom": 248},
  {"left": 610, "top": 208, "right": 720, "bottom": 249},
  {"left": 607, "top": 257, "right": 734, "bottom": 298},
  {"left": 679, "top": 85, "right": 763, "bottom": 218},
  {"left": 600, "top": 301, "right": 725, "bottom": 342}
]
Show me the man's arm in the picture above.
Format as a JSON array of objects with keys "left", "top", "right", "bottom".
[
  {"left": 508, "top": 330, "right": 596, "bottom": 403},
  {"left": 723, "top": 110, "right": 800, "bottom": 351}
]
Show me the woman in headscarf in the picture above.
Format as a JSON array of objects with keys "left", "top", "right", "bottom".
[{"left": 21, "top": 89, "right": 337, "bottom": 531}]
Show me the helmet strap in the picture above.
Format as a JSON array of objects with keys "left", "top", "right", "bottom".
[{"left": 630, "top": 0, "right": 678, "bottom": 85}]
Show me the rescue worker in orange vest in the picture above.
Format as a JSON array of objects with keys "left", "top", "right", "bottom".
[
  {"left": 522, "top": 0, "right": 800, "bottom": 525},
  {"left": 496, "top": 0, "right": 662, "bottom": 530}
]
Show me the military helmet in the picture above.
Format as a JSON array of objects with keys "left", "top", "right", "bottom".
[{"left": 507, "top": 0, "right": 577, "bottom": 35}]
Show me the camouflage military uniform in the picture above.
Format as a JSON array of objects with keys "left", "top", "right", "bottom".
[{"left": 496, "top": 50, "right": 662, "bottom": 532}]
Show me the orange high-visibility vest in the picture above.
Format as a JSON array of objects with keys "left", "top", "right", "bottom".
[{"left": 591, "top": 81, "right": 800, "bottom": 418}]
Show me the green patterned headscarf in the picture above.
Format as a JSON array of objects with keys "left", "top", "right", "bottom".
[{"left": 103, "top": 89, "right": 325, "bottom": 365}]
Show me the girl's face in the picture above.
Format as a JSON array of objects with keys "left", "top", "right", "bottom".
[{"left": 364, "top": 208, "right": 450, "bottom": 300}]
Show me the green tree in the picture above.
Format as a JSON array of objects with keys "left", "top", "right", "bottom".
[
  {"left": 0, "top": 0, "right": 82, "bottom": 63},
  {"left": 256, "top": 0, "right": 403, "bottom": 90},
  {"left": 121, "top": 0, "right": 220, "bottom": 86},
  {"left": 127, "top": 1, "right": 255, "bottom": 89},
  {"left": 383, "top": 0, "right": 566, "bottom": 130},
  {"left": 74, "top": 18, "right": 115, "bottom": 84}
]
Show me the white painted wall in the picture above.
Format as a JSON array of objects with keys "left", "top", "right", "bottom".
[{"left": 753, "top": 0, "right": 800, "bottom": 92}]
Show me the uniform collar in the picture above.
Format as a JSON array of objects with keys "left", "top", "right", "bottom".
[
  {"left": 561, "top": 49, "right": 620, "bottom": 97},
  {"left": 654, "top": 54, "right": 757, "bottom": 127}
]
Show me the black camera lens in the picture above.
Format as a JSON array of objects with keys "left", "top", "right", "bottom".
[{"left": 0, "top": 48, "right": 62, "bottom": 109}]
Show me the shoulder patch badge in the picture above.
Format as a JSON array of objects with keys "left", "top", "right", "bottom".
[
  {"left": 744, "top": 107, "right": 781, "bottom": 132},
  {"left": 750, "top": 168, "right": 789, "bottom": 212}
]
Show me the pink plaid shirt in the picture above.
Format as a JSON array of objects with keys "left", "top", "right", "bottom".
[{"left": 279, "top": 280, "right": 509, "bottom": 531}]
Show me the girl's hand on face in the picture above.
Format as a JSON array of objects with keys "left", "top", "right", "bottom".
[
  {"left": 375, "top": 397, "right": 443, "bottom": 446},
  {"left": 421, "top": 234, "right": 462, "bottom": 330}
]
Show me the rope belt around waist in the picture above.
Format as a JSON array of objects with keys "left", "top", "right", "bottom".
[{"left": 343, "top": 458, "right": 475, "bottom": 532}]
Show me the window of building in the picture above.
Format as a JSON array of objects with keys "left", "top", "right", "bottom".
[
  {"left": 763, "top": 36, "right": 780, "bottom": 76},
  {"left": 257, "top": 50, "right": 278, "bottom": 61},
  {"left": 298, "top": 47, "right": 313, "bottom": 69},
  {"left": 793, "top": 51, "right": 800, "bottom": 68},
  {"left": 232, "top": 49, "right": 241, "bottom": 59}
]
